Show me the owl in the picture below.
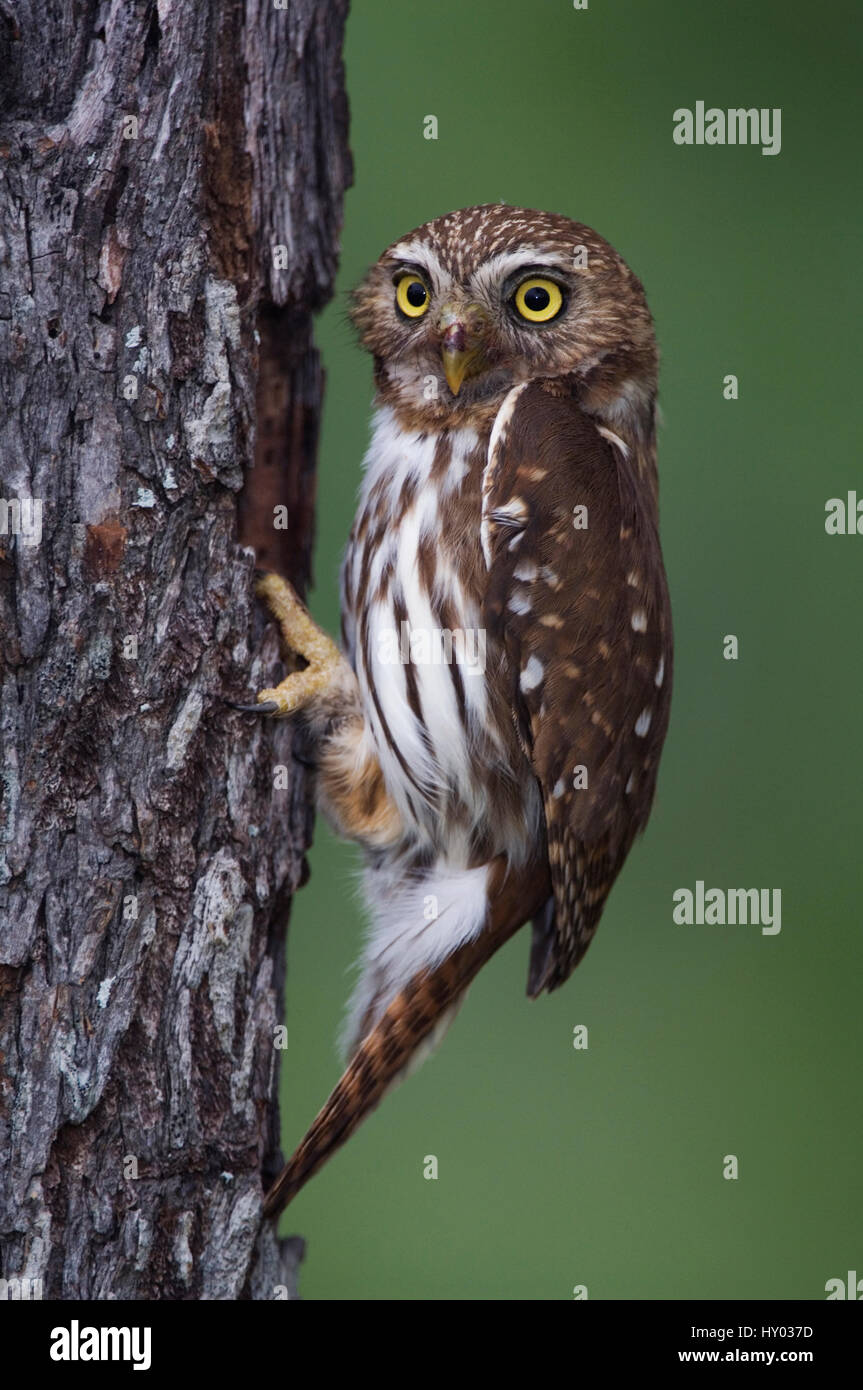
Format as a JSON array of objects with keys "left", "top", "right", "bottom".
[{"left": 252, "top": 204, "right": 673, "bottom": 1219}]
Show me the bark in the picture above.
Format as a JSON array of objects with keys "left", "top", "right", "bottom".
[{"left": 0, "top": 0, "right": 351, "bottom": 1299}]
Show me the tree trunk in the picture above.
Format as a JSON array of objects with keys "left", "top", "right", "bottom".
[{"left": 0, "top": 0, "right": 351, "bottom": 1300}]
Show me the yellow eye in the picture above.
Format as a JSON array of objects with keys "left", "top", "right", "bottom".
[
  {"left": 396, "top": 274, "right": 430, "bottom": 318},
  {"left": 513, "top": 277, "right": 564, "bottom": 323}
]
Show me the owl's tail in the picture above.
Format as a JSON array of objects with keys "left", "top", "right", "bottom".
[{"left": 262, "top": 853, "right": 551, "bottom": 1221}]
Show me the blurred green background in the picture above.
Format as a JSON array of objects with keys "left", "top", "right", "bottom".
[{"left": 276, "top": 0, "right": 863, "bottom": 1299}]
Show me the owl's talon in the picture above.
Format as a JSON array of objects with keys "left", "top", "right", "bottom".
[
  {"left": 250, "top": 572, "right": 343, "bottom": 718},
  {"left": 256, "top": 670, "right": 335, "bottom": 718},
  {"left": 255, "top": 573, "right": 340, "bottom": 665},
  {"left": 229, "top": 698, "right": 280, "bottom": 715}
]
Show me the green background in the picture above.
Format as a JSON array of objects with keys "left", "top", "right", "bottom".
[{"left": 275, "top": 0, "right": 863, "bottom": 1299}]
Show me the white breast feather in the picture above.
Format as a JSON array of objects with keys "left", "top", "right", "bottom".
[
  {"left": 340, "top": 409, "right": 512, "bottom": 1051},
  {"left": 350, "top": 409, "right": 490, "bottom": 834},
  {"left": 342, "top": 861, "right": 490, "bottom": 1056}
]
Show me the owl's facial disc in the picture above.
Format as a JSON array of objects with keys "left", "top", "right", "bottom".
[{"left": 436, "top": 300, "right": 490, "bottom": 396}]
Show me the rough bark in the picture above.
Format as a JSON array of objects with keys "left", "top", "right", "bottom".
[{"left": 0, "top": 0, "right": 351, "bottom": 1299}]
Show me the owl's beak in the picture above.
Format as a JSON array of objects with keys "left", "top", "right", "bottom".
[{"left": 438, "top": 302, "right": 489, "bottom": 396}]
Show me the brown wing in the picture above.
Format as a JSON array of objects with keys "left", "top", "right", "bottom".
[{"left": 482, "top": 381, "right": 672, "bottom": 994}]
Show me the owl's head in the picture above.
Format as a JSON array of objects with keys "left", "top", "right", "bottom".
[{"left": 351, "top": 204, "right": 658, "bottom": 436}]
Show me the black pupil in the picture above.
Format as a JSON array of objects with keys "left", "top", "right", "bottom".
[
  {"left": 405, "top": 280, "right": 427, "bottom": 307},
  {"left": 524, "top": 285, "right": 550, "bottom": 312}
]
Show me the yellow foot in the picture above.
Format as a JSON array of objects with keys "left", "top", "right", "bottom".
[{"left": 253, "top": 572, "right": 342, "bottom": 717}]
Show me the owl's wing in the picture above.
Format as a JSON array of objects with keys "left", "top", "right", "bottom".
[{"left": 482, "top": 381, "right": 672, "bottom": 994}]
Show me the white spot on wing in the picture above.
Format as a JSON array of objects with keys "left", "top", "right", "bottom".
[
  {"left": 513, "top": 561, "right": 537, "bottom": 583},
  {"left": 520, "top": 655, "right": 544, "bottom": 693},
  {"left": 635, "top": 708, "right": 652, "bottom": 737},
  {"left": 631, "top": 609, "right": 647, "bottom": 632}
]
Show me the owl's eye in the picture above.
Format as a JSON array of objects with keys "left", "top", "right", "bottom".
[
  {"left": 395, "top": 274, "right": 430, "bottom": 318},
  {"left": 513, "top": 277, "right": 564, "bottom": 323}
]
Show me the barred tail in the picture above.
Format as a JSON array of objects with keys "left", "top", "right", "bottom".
[{"left": 262, "top": 852, "right": 551, "bottom": 1220}]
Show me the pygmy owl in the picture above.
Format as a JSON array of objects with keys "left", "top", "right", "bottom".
[{"left": 253, "top": 204, "right": 673, "bottom": 1218}]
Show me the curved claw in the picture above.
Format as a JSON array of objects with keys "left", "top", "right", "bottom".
[{"left": 228, "top": 698, "right": 280, "bottom": 716}]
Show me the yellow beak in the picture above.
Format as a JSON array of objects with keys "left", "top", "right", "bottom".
[
  {"left": 441, "top": 344, "right": 485, "bottom": 396},
  {"left": 438, "top": 302, "right": 488, "bottom": 396}
]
